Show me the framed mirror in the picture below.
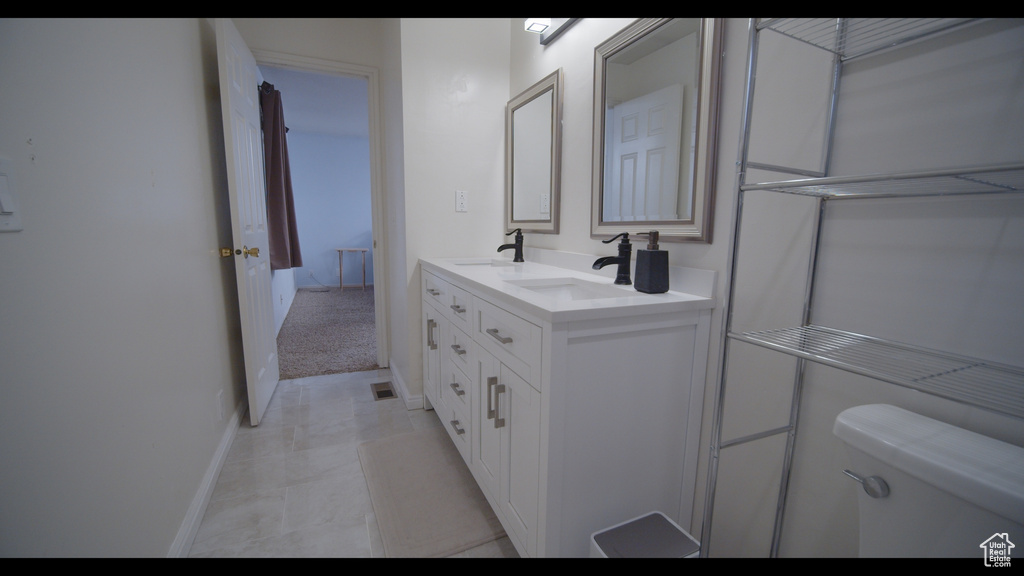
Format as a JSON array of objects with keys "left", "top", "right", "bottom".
[
  {"left": 506, "top": 68, "right": 563, "bottom": 234},
  {"left": 592, "top": 18, "right": 723, "bottom": 243}
]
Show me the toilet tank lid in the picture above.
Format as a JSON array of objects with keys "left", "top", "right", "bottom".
[{"left": 834, "top": 404, "right": 1024, "bottom": 521}]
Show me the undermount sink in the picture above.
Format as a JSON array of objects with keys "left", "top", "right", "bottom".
[
  {"left": 504, "top": 277, "right": 633, "bottom": 301},
  {"left": 453, "top": 258, "right": 518, "bottom": 267}
]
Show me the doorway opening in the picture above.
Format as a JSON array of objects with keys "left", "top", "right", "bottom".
[{"left": 259, "top": 63, "right": 386, "bottom": 380}]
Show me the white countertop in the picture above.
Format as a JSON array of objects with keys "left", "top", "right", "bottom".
[{"left": 420, "top": 256, "right": 716, "bottom": 324}]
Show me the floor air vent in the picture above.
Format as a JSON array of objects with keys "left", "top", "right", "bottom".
[{"left": 371, "top": 381, "right": 396, "bottom": 401}]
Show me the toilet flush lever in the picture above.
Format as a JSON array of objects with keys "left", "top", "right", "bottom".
[{"left": 843, "top": 469, "right": 890, "bottom": 498}]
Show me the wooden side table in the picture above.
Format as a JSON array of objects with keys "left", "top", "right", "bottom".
[{"left": 336, "top": 248, "right": 369, "bottom": 291}]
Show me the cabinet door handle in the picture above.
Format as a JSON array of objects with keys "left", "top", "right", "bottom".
[
  {"left": 493, "top": 384, "right": 506, "bottom": 429},
  {"left": 426, "top": 288, "right": 440, "bottom": 296},
  {"left": 486, "top": 328, "right": 513, "bottom": 344},
  {"left": 426, "top": 319, "right": 437, "bottom": 350},
  {"left": 450, "top": 419, "right": 465, "bottom": 435},
  {"left": 450, "top": 344, "right": 466, "bottom": 355},
  {"left": 449, "top": 382, "right": 465, "bottom": 396},
  {"left": 450, "top": 304, "right": 466, "bottom": 314},
  {"left": 486, "top": 376, "right": 497, "bottom": 419}
]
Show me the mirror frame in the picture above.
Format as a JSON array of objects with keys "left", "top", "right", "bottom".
[
  {"left": 591, "top": 18, "right": 723, "bottom": 243},
  {"left": 506, "top": 68, "right": 563, "bottom": 234}
]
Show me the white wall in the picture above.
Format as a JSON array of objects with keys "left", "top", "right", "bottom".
[
  {"left": 271, "top": 267, "right": 297, "bottom": 335},
  {"left": 396, "top": 18, "right": 511, "bottom": 400},
  {"left": 0, "top": 18, "right": 244, "bottom": 556},
  {"left": 289, "top": 132, "right": 374, "bottom": 289}
]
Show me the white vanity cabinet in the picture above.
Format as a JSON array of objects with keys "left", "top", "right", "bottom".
[
  {"left": 421, "top": 271, "right": 475, "bottom": 460},
  {"left": 475, "top": 349, "right": 541, "bottom": 551},
  {"left": 472, "top": 295, "right": 543, "bottom": 551},
  {"left": 422, "top": 266, "right": 542, "bottom": 548},
  {"left": 421, "top": 305, "right": 442, "bottom": 410},
  {"left": 420, "top": 257, "right": 714, "bottom": 558}
]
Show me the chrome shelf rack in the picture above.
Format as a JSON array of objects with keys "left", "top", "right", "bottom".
[
  {"left": 743, "top": 163, "right": 1024, "bottom": 200},
  {"left": 733, "top": 324, "right": 1024, "bottom": 420},
  {"left": 702, "top": 18, "right": 1023, "bottom": 558},
  {"left": 757, "top": 18, "right": 978, "bottom": 61}
]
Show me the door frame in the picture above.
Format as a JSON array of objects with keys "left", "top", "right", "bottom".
[{"left": 251, "top": 50, "right": 390, "bottom": 368}]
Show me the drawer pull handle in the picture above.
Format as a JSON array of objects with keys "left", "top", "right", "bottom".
[
  {"left": 450, "top": 304, "right": 466, "bottom": 314},
  {"left": 486, "top": 376, "right": 497, "bottom": 419},
  {"left": 493, "top": 384, "right": 506, "bottom": 429},
  {"left": 449, "top": 382, "right": 465, "bottom": 396},
  {"left": 450, "top": 419, "right": 465, "bottom": 435},
  {"left": 426, "top": 319, "right": 438, "bottom": 350},
  {"left": 426, "top": 288, "right": 440, "bottom": 296},
  {"left": 450, "top": 344, "right": 466, "bottom": 355},
  {"left": 486, "top": 328, "right": 513, "bottom": 344}
]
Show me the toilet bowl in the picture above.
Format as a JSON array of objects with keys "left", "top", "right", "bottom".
[{"left": 833, "top": 404, "right": 1024, "bottom": 557}]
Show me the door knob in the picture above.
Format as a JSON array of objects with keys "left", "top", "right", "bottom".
[{"left": 220, "top": 246, "right": 260, "bottom": 258}]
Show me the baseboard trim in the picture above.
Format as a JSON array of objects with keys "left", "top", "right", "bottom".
[
  {"left": 387, "top": 359, "right": 422, "bottom": 411},
  {"left": 167, "top": 399, "right": 245, "bottom": 557}
]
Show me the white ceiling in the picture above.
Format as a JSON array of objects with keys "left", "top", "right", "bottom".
[{"left": 258, "top": 65, "right": 369, "bottom": 138}]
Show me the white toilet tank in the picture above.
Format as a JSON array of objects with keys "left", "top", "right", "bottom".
[{"left": 833, "top": 404, "right": 1024, "bottom": 558}]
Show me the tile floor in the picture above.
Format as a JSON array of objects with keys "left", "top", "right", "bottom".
[{"left": 187, "top": 368, "right": 519, "bottom": 558}]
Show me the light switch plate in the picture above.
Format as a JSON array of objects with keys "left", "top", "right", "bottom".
[
  {"left": 0, "top": 156, "right": 23, "bottom": 232},
  {"left": 455, "top": 190, "right": 468, "bottom": 212}
]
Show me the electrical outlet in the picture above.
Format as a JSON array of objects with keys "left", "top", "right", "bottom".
[
  {"left": 540, "top": 193, "right": 550, "bottom": 214},
  {"left": 455, "top": 190, "right": 468, "bottom": 212}
]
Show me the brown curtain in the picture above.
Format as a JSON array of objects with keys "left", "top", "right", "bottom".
[{"left": 260, "top": 81, "right": 303, "bottom": 270}]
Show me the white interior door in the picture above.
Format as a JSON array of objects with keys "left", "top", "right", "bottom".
[
  {"left": 216, "top": 18, "right": 279, "bottom": 426},
  {"left": 604, "top": 83, "right": 683, "bottom": 222}
]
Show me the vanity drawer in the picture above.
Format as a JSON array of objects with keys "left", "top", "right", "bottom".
[
  {"left": 475, "top": 298, "right": 542, "bottom": 384},
  {"left": 422, "top": 271, "right": 449, "bottom": 310},
  {"left": 447, "top": 324, "right": 475, "bottom": 374},
  {"left": 441, "top": 403, "right": 471, "bottom": 464},
  {"left": 446, "top": 283, "right": 474, "bottom": 332},
  {"left": 442, "top": 361, "right": 473, "bottom": 418}
]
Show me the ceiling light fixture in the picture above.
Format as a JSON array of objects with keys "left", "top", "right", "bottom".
[
  {"left": 525, "top": 18, "right": 580, "bottom": 46},
  {"left": 524, "top": 18, "right": 551, "bottom": 34}
]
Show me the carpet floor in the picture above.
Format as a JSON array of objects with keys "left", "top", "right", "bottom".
[{"left": 277, "top": 287, "right": 379, "bottom": 380}]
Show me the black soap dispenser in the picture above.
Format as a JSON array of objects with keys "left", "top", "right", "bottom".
[{"left": 635, "top": 231, "right": 669, "bottom": 294}]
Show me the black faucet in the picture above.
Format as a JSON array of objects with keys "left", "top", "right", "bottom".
[
  {"left": 498, "top": 228, "right": 524, "bottom": 262},
  {"left": 592, "top": 232, "right": 632, "bottom": 285}
]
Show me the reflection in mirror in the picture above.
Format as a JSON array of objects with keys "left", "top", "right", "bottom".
[
  {"left": 592, "top": 19, "right": 723, "bottom": 242},
  {"left": 506, "top": 69, "right": 563, "bottom": 234}
]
